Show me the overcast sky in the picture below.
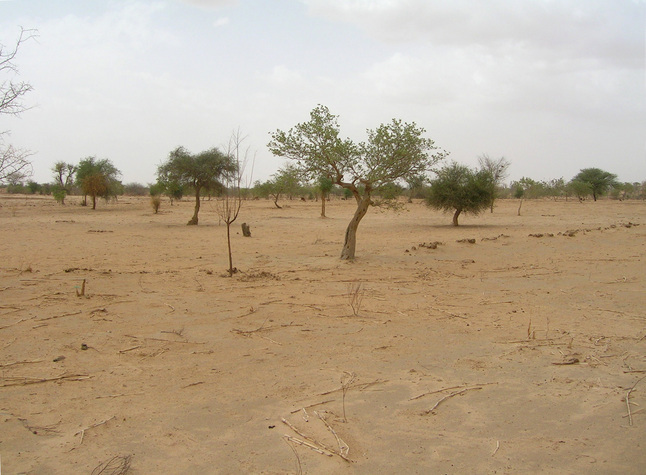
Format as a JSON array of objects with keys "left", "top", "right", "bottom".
[{"left": 1, "top": 0, "right": 644, "bottom": 186}]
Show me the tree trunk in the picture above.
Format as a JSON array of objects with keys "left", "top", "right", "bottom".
[
  {"left": 226, "top": 221, "right": 235, "bottom": 275},
  {"left": 320, "top": 191, "right": 326, "bottom": 218},
  {"left": 452, "top": 208, "right": 461, "bottom": 226},
  {"left": 340, "top": 196, "right": 371, "bottom": 260},
  {"left": 188, "top": 187, "right": 201, "bottom": 225},
  {"left": 272, "top": 194, "right": 282, "bottom": 209},
  {"left": 91, "top": 194, "right": 97, "bottom": 210},
  {"left": 517, "top": 199, "right": 523, "bottom": 216}
]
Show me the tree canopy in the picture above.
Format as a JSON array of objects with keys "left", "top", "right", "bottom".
[
  {"left": 157, "top": 146, "right": 236, "bottom": 225},
  {"left": 571, "top": 168, "right": 618, "bottom": 201},
  {"left": 426, "top": 162, "right": 494, "bottom": 226},
  {"left": 268, "top": 104, "right": 446, "bottom": 259},
  {"left": 478, "top": 154, "right": 510, "bottom": 212},
  {"left": 75, "top": 157, "right": 121, "bottom": 209}
]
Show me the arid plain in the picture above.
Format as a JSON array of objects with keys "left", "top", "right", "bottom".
[{"left": 0, "top": 194, "right": 644, "bottom": 474}]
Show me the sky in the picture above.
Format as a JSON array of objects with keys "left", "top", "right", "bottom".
[{"left": 1, "top": 0, "right": 644, "bottom": 186}]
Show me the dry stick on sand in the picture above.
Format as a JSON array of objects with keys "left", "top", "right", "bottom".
[
  {"left": 315, "top": 411, "right": 350, "bottom": 459},
  {"left": 0, "top": 373, "right": 91, "bottom": 388},
  {"left": 421, "top": 387, "right": 483, "bottom": 415},
  {"left": 410, "top": 382, "right": 496, "bottom": 401},
  {"left": 341, "top": 372, "right": 356, "bottom": 423},
  {"left": 74, "top": 416, "right": 116, "bottom": 447},
  {"left": 283, "top": 437, "right": 303, "bottom": 475},
  {"left": 282, "top": 418, "right": 352, "bottom": 462},
  {"left": 625, "top": 375, "right": 646, "bottom": 426},
  {"left": 0, "top": 359, "right": 44, "bottom": 369}
]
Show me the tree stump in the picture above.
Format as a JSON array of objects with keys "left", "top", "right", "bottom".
[{"left": 241, "top": 222, "right": 251, "bottom": 237}]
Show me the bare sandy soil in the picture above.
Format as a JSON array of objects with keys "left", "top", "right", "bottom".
[{"left": 0, "top": 194, "right": 644, "bottom": 474}]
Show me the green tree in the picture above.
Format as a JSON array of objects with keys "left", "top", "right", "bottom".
[
  {"left": 268, "top": 105, "right": 446, "bottom": 259},
  {"left": 566, "top": 179, "right": 590, "bottom": 201},
  {"left": 477, "top": 154, "right": 510, "bottom": 212},
  {"left": 157, "top": 146, "right": 236, "bottom": 225},
  {"left": 426, "top": 162, "right": 494, "bottom": 226},
  {"left": 75, "top": 157, "right": 121, "bottom": 209},
  {"left": 572, "top": 168, "right": 618, "bottom": 201},
  {"left": 266, "top": 163, "right": 302, "bottom": 208},
  {"left": 52, "top": 161, "right": 77, "bottom": 204}
]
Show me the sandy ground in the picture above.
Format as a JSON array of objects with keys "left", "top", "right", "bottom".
[{"left": 0, "top": 194, "right": 644, "bottom": 474}]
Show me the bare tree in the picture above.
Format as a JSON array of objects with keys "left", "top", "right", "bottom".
[
  {"left": 478, "top": 154, "right": 510, "bottom": 212},
  {"left": 0, "top": 27, "right": 37, "bottom": 184},
  {"left": 216, "top": 129, "right": 254, "bottom": 276}
]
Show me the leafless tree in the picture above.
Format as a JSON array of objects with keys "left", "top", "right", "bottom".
[
  {"left": 0, "top": 27, "right": 37, "bottom": 184},
  {"left": 216, "top": 128, "right": 254, "bottom": 276},
  {"left": 478, "top": 154, "right": 510, "bottom": 212}
]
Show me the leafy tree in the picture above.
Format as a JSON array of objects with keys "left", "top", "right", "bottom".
[
  {"left": 0, "top": 28, "right": 37, "bottom": 184},
  {"left": 75, "top": 157, "right": 121, "bottom": 209},
  {"left": 317, "top": 175, "right": 334, "bottom": 217},
  {"left": 52, "top": 161, "right": 77, "bottom": 204},
  {"left": 478, "top": 154, "right": 510, "bottom": 212},
  {"left": 157, "top": 146, "right": 236, "bottom": 225},
  {"left": 265, "top": 163, "right": 302, "bottom": 208},
  {"left": 572, "top": 168, "right": 618, "bottom": 201},
  {"left": 566, "top": 179, "right": 591, "bottom": 201},
  {"left": 426, "top": 162, "right": 494, "bottom": 226},
  {"left": 268, "top": 105, "right": 446, "bottom": 259}
]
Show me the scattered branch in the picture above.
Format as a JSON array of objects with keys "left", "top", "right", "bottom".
[{"left": 421, "top": 386, "right": 483, "bottom": 415}]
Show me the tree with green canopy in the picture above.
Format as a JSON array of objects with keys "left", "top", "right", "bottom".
[
  {"left": 75, "top": 157, "right": 121, "bottom": 209},
  {"left": 268, "top": 104, "right": 446, "bottom": 259},
  {"left": 157, "top": 146, "right": 236, "bottom": 225},
  {"left": 571, "top": 168, "right": 618, "bottom": 201},
  {"left": 426, "top": 162, "right": 494, "bottom": 226}
]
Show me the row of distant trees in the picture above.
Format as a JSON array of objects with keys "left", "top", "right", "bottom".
[{"left": 4, "top": 160, "right": 644, "bottom": 208}]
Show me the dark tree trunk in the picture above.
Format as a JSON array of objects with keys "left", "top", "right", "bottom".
[
  {"left": 188, "top": 187, "right": 201, "bottom": 225},
  {"left": 226, "top": 221, "right": 235, "bottom": 275},
  {"left": 340, "top": 195, "right": 371, "bottom": 260},
  {"left": 320, "top": 191, "right": 326, "bottom": 218},
  {"left": 272, "top": 195, "right": 282, "bottom": 209},
  {"left": 91, "top": 194, "right": 97, "bottom": 210},
  {"left": 452, "top": 208, "right": 461, "bottom": 226}
]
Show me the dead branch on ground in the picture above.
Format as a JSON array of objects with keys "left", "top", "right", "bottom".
[
  {"left": 625, "top": 375, "right": 646, "bottom": 426},
  {"left": 91, "top": 454, "right": 132, "bottom": 475},
  {"left": 421, "top": 386, "right": 483, "bottom": 415},
  {"left": 1, "top": 372, "right": 91, "bottom": 387}
]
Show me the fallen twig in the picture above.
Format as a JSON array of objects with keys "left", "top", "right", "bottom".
[
  {"left": 421, "top": 387, "right": 483, "bottom": 415},
  {"left": 75, "top": 416, "right": 115, "bottom": 446},
  {"left": 625, "top": 375, "right": 646, "bottom": 426},
  {"left": 282, "top": 418, "right": 351, "bottom": 462},
  {"left": 283, "top": 437, "right": 303, "bottom": 475},
  {"left": 1, "top": 373, "right": 91, "bottom": 388},
  {"left": 410, "top": 382, "right": 496, "bottom": 401},
  {"left": 124, "top": 334, "right": 205, "bottom": 344},
  {"left": 492, "top": 440, "right": 500, "bottom": 456},
  {"left": 315, "top": 411, "right": 349, "bottom": 459},
  {"left": 290, "top": 399, "right": 336, "bottom": 414},
  {"left": 36, "top": 310, "right": 82, "bottom": 322},
  {"left": 0, "top": 359, "right": 44, "bottom": 369}
]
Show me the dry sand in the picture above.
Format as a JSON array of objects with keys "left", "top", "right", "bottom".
[{"left": 0, "top": 194, "right": 644, "bottom": 474}]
